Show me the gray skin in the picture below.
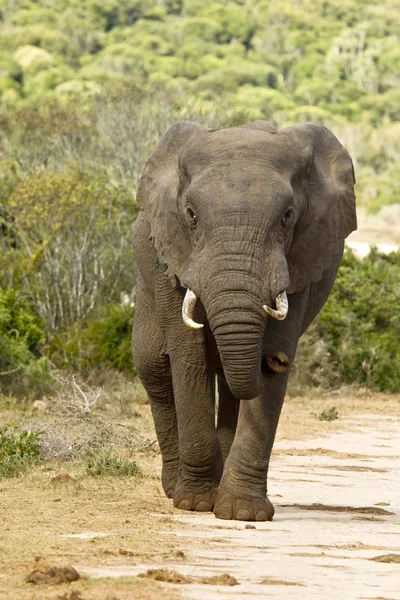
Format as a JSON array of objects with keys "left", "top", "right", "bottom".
[{"left": 132, "top": 120, "right": 356, "bottom": 521}]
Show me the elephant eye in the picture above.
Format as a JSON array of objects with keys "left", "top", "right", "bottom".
[
  {"left": 281, "top": 207, "right": 294, "bottom": 227},
  {"left": 186, "top": 206, "right": 197, "bottom": 227}
]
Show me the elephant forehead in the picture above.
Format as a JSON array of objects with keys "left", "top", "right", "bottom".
[
  {"left": 181, "top": 128, "right": 298, "bottom": 175},
  {"left": 188, "top": 167, "right": 292, "bottom": 204}
]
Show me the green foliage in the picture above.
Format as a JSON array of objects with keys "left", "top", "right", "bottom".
[
  {"left": 53, "top": 304, "right": 136, "bottom": 374},
  {"left": 295, "top": 250, "right": 400, "bottom": 393},
  {"left": 13, "top": 45, "right": 55, "bottom": 75},
  {"left": 3, "top": 169, "right": 135, "bottom": 332},
  {"left": 0, "top": 288, "right": 52, "bottom": 396},
  {"left": 0, "top": 288, "right": 44, "bottom": 370},
  {"left": 0, "top": 0, "right": 399, "bottom": 395},
  {"left": 0, "top": 421, "right": 41, "bottom": 478},
  {"left": 80, "top": 305, "right": 135, "bottom": 372},
  {"left": 85, "top": 449, "right": 142, "bottom": 477},
  {"left": 0, "top": 0, "right": 397, "bottom": 214}
]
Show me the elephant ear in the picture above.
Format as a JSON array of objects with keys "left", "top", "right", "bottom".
[
  {"left": 135, "top": 121, "right": 207, "bottom": 284},
  {"left": 283, "top": 123, "right": 356, "bottom": 293}
]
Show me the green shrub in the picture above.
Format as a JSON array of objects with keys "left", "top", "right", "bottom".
[
  {"left": 52, "top": 304, "right": 135, "bottom": 374},
  {"left": 0, "top": 289, "right": 53, "bottom": 396},
  {"left": 0, "top": 422, "right": 41, "bottom": 478},
  {"left": 294, "top": 249, "right": 400, "bottom": 393},
  {"left": 0, "top": 288, "right": 45, "bottom": 374},
  {"left": 0, "top": 0, "right": 399, "bottom": 394},
  {"left": 4, "top": 170, "right": 135, "bottom": 332},
  {"left": 85, "top": 449, "right": 142, "bottom": 477}
]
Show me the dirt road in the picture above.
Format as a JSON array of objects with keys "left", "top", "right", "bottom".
[
  {"left": 1, "top": 396, "right": 399, "bottom": 600},
  {"left": 80, "top": 409, "right": 400, "bottom": 599}
]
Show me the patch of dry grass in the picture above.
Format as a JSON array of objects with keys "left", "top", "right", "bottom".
[{"left": 0, "top": 453, "right": 183, "bottom": 599}]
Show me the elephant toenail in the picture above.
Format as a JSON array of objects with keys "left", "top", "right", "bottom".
[
  {"left": 196, "top": 500, "right": 211, "bottom": 511},
  {"left": 255, "top": 510, "right": 270, "bottom": 521},
  {"left": 176, "top": 498, "right": 192, "bottom": 510},
  {"left": 217, "top": 510, "right": 232, "bottom": 520},
  {"left": 236, "top": 509, "right": 252, "bottom": 521}
]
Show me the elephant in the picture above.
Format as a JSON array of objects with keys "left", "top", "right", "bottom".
[{"left": 132, "top": 120, "right": 356, "bottom": 521}]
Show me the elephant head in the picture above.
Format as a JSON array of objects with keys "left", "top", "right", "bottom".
[{"left": 136, "top": 120, "right": 356, "bottom": 399}]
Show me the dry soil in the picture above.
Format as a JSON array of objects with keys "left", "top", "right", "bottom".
[{"left": 0, "top": 393, "right": 399, "bottom": 600}]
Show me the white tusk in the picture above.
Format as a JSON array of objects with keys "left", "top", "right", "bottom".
[
  {"left": 263, "top": 291, "right": 289, "bottom": 321},
  {"left": 182, "top": 289, "right": 204, "bottom": 329}
]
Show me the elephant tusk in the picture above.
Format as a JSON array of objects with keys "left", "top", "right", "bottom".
[
  {"left": 182, "top": 289, "right": 204, "bottom": 329},
  {"left": 263, "top": 291, "right": 289, "bottom": 321}
]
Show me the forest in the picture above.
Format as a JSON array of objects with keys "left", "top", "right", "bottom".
[{"left": 0, "top": 0, "right": 399, "bottom": 396}]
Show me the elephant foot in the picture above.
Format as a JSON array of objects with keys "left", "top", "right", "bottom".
[
  {"left": 214, "top": 494, "right": 275, "bottom": 521},
  {"left": 173, "top": 488, "right": 218, "bottom": 512},
  {"left": 161, "top": 460, "right": 179, "bottom": 499}
]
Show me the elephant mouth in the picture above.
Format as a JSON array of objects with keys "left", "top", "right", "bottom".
[{"left": 182, "top": 288, "right": 289, "bottom": 329}]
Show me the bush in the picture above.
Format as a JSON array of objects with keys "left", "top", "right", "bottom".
[
  {"left": 294, "top": 249, "right": 400, "bottom": 393},
  {"left": 0, "top": 288, "right": 48, "bottom": 387},
  {"left": 51, "top": 303, "right": 135, "bottom": 374},
  {"left": 0, "top": 422, "right": 41, "bottom": 478},
  {"left": 13, "top": 45, "right": 55, "bottom": 75},
  {"left": 4, "top": 170, "right": 135, "bottom": 332},
  {"left": 0, "top": 0, "right": 399, "bottom": 395}
]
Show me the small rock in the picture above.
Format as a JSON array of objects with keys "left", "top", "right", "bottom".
[
  {"left": 26, "top": 565, "right": 80, "bottom": 585},
  {"left": 57, "top": 591, "right": 85, "bottom": 600},
  {"left": 51, "top": 474, "right": 77, "bottom": 484},
  {"left": 245, "top": 524, "right": 256, "bottom": 530},
  {"left": 260, "top": 578, "right": 302, "bottom": 586},
  {"left": 370, "top": 554, "right": 400, "bottom": 563},
  {"left": 119, "top": 548, "right": 135, "bottom": 556},
  {"left": 200, "top": 573, "right": 239, "bottom": 586},
  {"left": 139, "top": 569, "right": 193, "bottom": 584}
]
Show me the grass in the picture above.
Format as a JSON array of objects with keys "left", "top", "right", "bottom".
[
  {"left": 316, "top": 407, "right": 340, "bottom": 422},
  {"left": 0, "top": 422, "right": 41, "bottom": 479},
  {"left": 85, "top": 449, "right": 142, "bottom": 477}
]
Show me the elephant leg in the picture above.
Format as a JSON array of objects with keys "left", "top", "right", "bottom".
[
  {"left": 217, "top": 375, "right": 240, "bottom": 463},
  {"left": 214, "top": 373, "right": 288, "bottom": 521},
  {"left": 132, "top": 286, "right": 179, "bottom": 498},
  {"left": 153, "top": 271, "right": 223, "bottom": 513},
  {"left": 171, "top": 355, "right": 223, "bottom": 512},
  {"left": 214, "top": 289, "right": 309, "bottom": 521}
]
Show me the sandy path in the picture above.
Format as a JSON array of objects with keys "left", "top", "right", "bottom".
[{"left": 80, "top": 412, "right": 400, "bottom": 599}]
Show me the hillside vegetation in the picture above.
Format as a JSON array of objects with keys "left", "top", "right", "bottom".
[
  {"left": 0, "top": 0, "right": 399, "bottom": 394},
  {"left": 1, "top": 0, "right": 400, "bottom": 212}
]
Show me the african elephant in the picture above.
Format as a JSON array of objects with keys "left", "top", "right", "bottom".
[{"left": 132, "top": 120, "right": 356, "bottom": 521}]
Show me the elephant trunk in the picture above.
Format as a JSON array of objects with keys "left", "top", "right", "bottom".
[
  {"left": 183, "top": 222, "right": 290, "bottom": 400},
  {"left": 203, "top": 267, "right": 266, "bottom": 400},
  {"left": 211, "top": 311, "right": 265, "bottom": 400}
]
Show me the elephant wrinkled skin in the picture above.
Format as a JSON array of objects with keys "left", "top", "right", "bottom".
[{"left": 132, "top": 120, "right": 356, "bottom": 521}]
